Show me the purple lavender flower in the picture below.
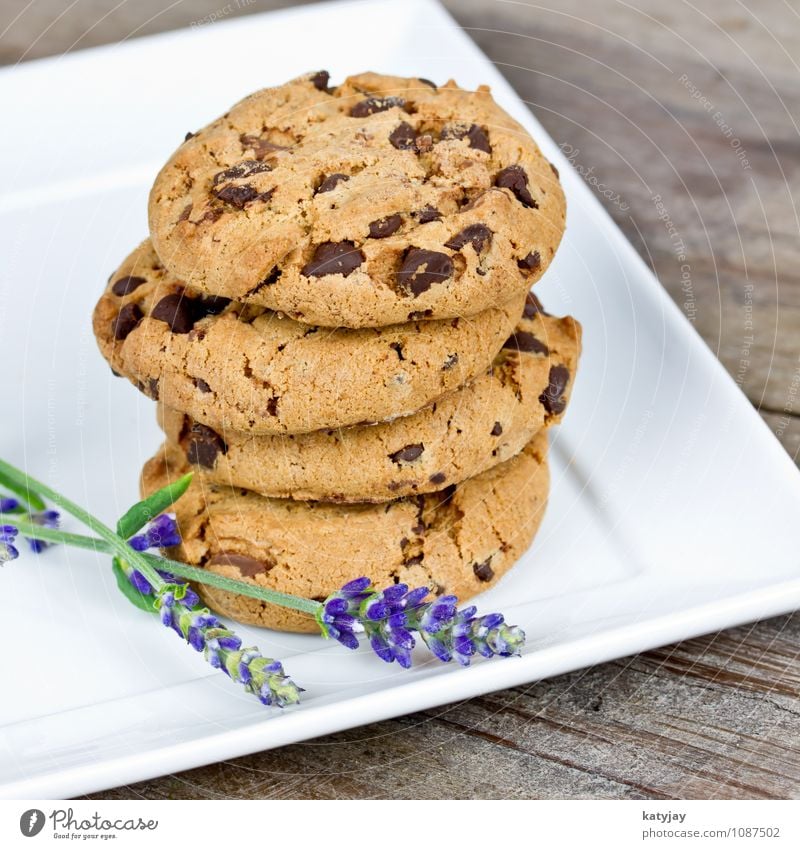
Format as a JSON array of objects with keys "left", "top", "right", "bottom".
[
  {"left": 0, "top": 498, "right": 61, "bottom": 553},
  {"left": 0, "top": 525, "right": 20, "bottom": 564},
  {"left": 155, "top": 583, "right": 302, "bottom": 706},
  {"left": 26, "top": 509, "right": 60, "bottom": 553},
  {"left": 128, "top": 514, "right": 181, "bottom": 552},
  {"left": 316, "top": 578, "right": 526, "bottom": 668}
]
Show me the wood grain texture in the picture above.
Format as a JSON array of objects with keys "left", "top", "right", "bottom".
[{"left": 3, "top": 0, "right": 799, "bottom": 800}]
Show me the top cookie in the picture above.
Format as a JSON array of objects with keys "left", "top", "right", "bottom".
[{"left": 149, "top": 71, "right": 566, "bottom": 328}]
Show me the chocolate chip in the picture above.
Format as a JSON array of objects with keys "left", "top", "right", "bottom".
[
  {"left": 316, "top": 173, "right": 349, "bottom": 194},
  {"left": 389, "top": 341, "right": 405, "bottom": 360},
  {"left": 389, "top": 443, "right": 424, "bottom": 464},
  {"left": 240, "top": 134, "right": 290, "bottom": 158},
  {"left": 540, "top": 364, "right": 570, "bottom": 415},
  {"left": 503, "top": 331, "right": 549, "bottom": 355},
  {"left": 302, "top": 241, "right": 364, "bottom": 277},
  {"left": 148, "top": 378, "right": 159, "bottom": 400},
  {"left": 518, "top": 250, "right": 541, "bottom": 273},
  {"left": 442, "top": 353, "right": 458, "bottom": 370},
  {"left": 151, "top": 294, "right": 196, "bottom": 334},
  {"left": 196, "top": 295, "right": 231, "bottom": 318},
  {"left": 266, "top": 397, "right": 279, "bottom": 416},
  {"left": 213, "top": 184, "right": 272, "bottom": 209},
  {"left": 491, "top": 422, "right": 503, "bottom": 436},
  {"left": 495, "top": 165, "right": 537, "bottom": 208},
  {"left": 397, "top": 248, "right": 453, "bottom": 296},
  {"left": 389, "top": 122, "right": 418, "bottom": 150},
  {"left": 186, "top": 423, "right": 227, "bottom": 469},
  {"left": 404, "top": 553, "right": 424, "bottom": 567},
  {"left": 310, "top": 70, "right": 330, "bottom": 91},
  {"left": 442, "top": 123, "right": 491, "bottom": 154},
  {"left": 473, "top": 557, "right": 494, "bottom": 582},
  {"left": 111, "top": 275, "right": 146, "bottom": 297},
  {"left": 444, "top": 223, "right": 493, "bottom": 253},
  {"left": 350, "top": 96, "right": 406, "bottom": 117},
  {"left": 418, "top": 77, "right": 437, "bottom": 89},
  {"left": 413, "top": 206, "right": 441, "bottom": 224},
  {"left": 184, "top": 131, "right": 195, "bottom": 141},
  {"left": 429, "top": 472, "right": 447, "bottom": 485},
  {"left": 212, "top": 160, "right": 272, "bottom": 186},
  {"left": 112, "top": 303, "right": 142, "bottom": 340},
  {"left": 369, "top": 214, "right": 402, "bottom": 238},
  {"left": 549, "top": 161, "right": 560, "bottom": 178},
  {"left": 194, "top": 378, "right": 212, "bottom": 393},
  {"left": 177, "top": 203, "right": 193, "bottom": 222},
  {"left": 208, "top": 552, "right": 273, "bottom": 577},
  {"left": 523, "top": 291, "right": 545, "bottom": 319}
]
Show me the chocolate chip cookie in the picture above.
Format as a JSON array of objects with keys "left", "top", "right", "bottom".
[
  {"left": 158, "top": 295, "right": 580, "bottom": 501},
  {"left": 148, "top": 71, "right": 565, "bottom": 328},
  {"left": 140, "top": 431, "right": 550, "bottom": 632},
  {"left": 93, "top": 240, "right": 525, "bottom": 434}
]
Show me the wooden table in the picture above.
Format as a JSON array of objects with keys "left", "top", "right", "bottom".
[{"left": 3, "top": 0, "right": 799, "bottom": 799}]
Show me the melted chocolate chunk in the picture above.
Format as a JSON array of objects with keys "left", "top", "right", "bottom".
[
  {"left": 442, "top": 353, "right": 458, "bottom": 370},
  {"left": 389, "top": 122, "right": 418, "bottom": 150},
  {"left": 429, "top": 472, "right": 447, "bottom": 485},
  {"left": 266, "top": 396, "right": 279, "bottom": 417},
  {"left": 518, "top": 250, "right": 541, "bottom": 273},
  {"left": 413, "top": 205, "right": 441, "bottom": 224},
  {"left": 389, "top": 443, "right": 424, "bottom": 464},
  {"left": 112, "top": 303, "right": 142, "bottom": 340},
  {"left": 212, "top": 160, "right": 272, "bottom": 186},
  {"left": 111, "top": 275, "right": 146, "bottom": 297},
  {"left": 397, "top": 248, "right": 453, "bottom": 296},
  {"left": 389, "top": 341, "right": 405, "bottom": 360},
  {"left": 310, "top": 70, "right": 330, "bottom": 91},
  {"left": 151, "top": 293, "right": 196, "bottom": 334},
  {"left": 441, "top": 123, "right": 491, "bottom": 154},
  {"left": 184, "top": 131, "right": 195, "bottom": 141},
  {"left": 495, "top": 165, "right": 537, "bottom": 208},
  {"left": 196, "top": 295, "right": 231, "bottom": 318},
  {"left": 368, "top": 214, "right": 402, "bottom": 239},
  {"left": 316, "top": 173, "right": 349, "bottom": 194},
  {"left": 404, "top": 553, "right": 424, "bottom": 567},
  {"left": 186, "top": 423, "right": 227, "bottom": 469},
  {"left": 540, "top": 364, "right": 570, "bottom": 415},
  {"left": 301, "top": 241, "right": 364, "bottom": 277},
  {"left": 418, "top": 77, "right": 437, "bottom": 89},
  {"left": 444, "top": 223, "right": 493, "bottom": 253},
  {"left": 240, "top": 134, "right": 290, "bottom": 159},
  {"left": 350, "top": 96, "right": 406, "bottom": 117},
  {"left": 503, "top": 331, "right": 549, "bottom": 355},
  {"left": 208, "top": 552, "right": 273, "bottom": 577},
  {"left": 473, "top": 557, "right": 495, "bottom": 582},
  {"left": 523, "top": 292, "right": 546, "bottom": 319},
  {"left": 491, "top": 422, "right": 503, "bottom": 436},
  {"left": 213, "top": 184, "right": 273, "bottom": 209},
  {"left": 194, "top": 378, "right": 212, "bottom": 393}
]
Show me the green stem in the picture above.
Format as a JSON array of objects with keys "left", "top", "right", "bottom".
[
  {"left": 0, "top": 458, "right": 165, "bottom": 591},
  {"left": 2, "top": 513, "right": 321, "bottom": 616}
]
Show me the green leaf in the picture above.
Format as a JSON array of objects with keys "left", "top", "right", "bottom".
[
  {"left": 115, "top": 472, "right": 193, "bottom": 539},
  {"left": 0, "top": 468, "right": 47, "bottom": 511},
  {"left": 112, "top": 557, "right": 157, "bottom": 614}
]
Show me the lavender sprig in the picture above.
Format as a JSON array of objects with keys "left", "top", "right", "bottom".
[
  {"left": 0, "top": 525, "right": 19, "bottom": 564},
  {"left": 0, "top": 496, "right": 60, "bottom": 553},
  {"left": 117, "top": 521, "right": 302, "bottom": 707},
  {"left": 316, "top": 578, "right": 526, "bottom": 668}
]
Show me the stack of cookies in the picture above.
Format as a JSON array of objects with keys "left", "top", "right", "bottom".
[{"left": 92, "top": 71, "right": 581, "bottom": 632}]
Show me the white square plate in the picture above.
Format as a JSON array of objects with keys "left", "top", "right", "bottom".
[{"left": 2, "top": 0, "right": 799, "bottom": 799}]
